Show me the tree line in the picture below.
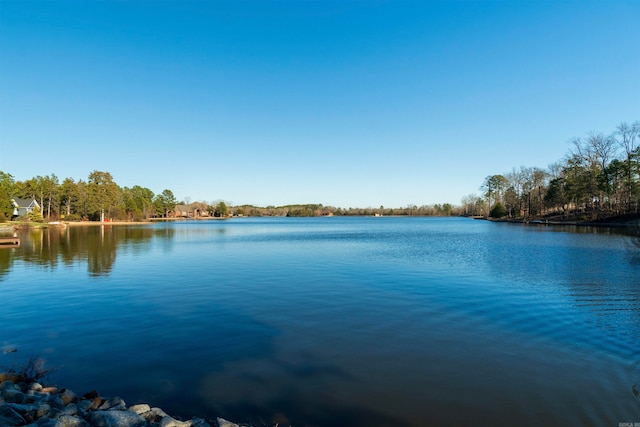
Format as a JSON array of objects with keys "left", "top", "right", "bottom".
[
  {"left": 0, "top": 170, "right": 181, "bottom": 222},
  {"left": 227, "top": 203, "right": 457, "bottom": 217},
  {"left": 2, "top": 120, "right": 636, "bottom": 223},
  {"left": 0, "top": 168, "right": 460, "bottom": 222},
  {"left": 460, "top": 121, "right": 640, "bottom": 220}
]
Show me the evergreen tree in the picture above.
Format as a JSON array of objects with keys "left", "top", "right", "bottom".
[{"left": 0, "top": 171, "right": 15, "bottom": 221}]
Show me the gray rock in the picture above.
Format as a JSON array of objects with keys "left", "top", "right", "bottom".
[
  {"left": 0, "top": 404, "right": 26, "bottom": 425},
  {"left": 59, "top": 389, "right": 77, "bottom": 405},
  {"left": 63, "top": 403, "right": 79, "bottom": 416},
  {"left": 47, "top": 395, "right": 65, "bottom": 410},
  {"left": 4, "top": 388, "right": 25, "bottom": 403},
  {"left": 36, "top": 418, "right": 56, "bottom": 427},
  {"left": 140, "top": 406, "right": 171, "bottom": 424},
  {"left": 91, "top": 409, "right": 147, "bottom": 427},
  {"left": 76, "top": 399, "right": 93, "bottom": 413},
  {"left": 98, "top": 396, "right": 126, "bottom": 411},
  {"left": 56, "top": 414, "right": 91, "bottom": 427},
  {"left": 3, "top": 401, "right": 50, "bottom": 417},
  {"left": 35, "top": 403, "right": 52, "bottom": 419},
  {"left": 139, "top": 407, "right": 162, "bottom": 423},
  {"left": 150, "top": 407, "right": 168, "bottom": 418},
  {"left": 36, "top": 417, "right": 77, "bottom": 427},
  {"left": 0, "top": 380, "right": 17, "bottom": 392},
  {"left": 216, "top": 418, "right": 239, "bottom": 427},
  {"left": 160, "top": 415, "right": 193, "bottom": 426},
  {"left": 26, "top": 390, "right": 51, "bottom": 404},
  {"left": 2, "top": 379, "right": 242, "bottom": 427},
  {"left": 141, "top": 413, "right": 158, "bottom": 423},
  {"left": 47, "top": 406, "right": 63, "bottom": 420},
  {"left": 129, "top": 403, "right": 151, "bottom": 415}
]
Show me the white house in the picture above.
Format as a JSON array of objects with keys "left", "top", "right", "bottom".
[{"left": 11, "top": 198, "right": 40, "bottom": 217}]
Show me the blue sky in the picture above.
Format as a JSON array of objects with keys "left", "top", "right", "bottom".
[{"left": 1, "top": 0, "right": 639, "bottom": 208}]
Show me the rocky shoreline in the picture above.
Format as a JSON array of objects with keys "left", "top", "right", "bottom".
[{"left": 0, "top": 372, "right": 244, "bottom": 427}]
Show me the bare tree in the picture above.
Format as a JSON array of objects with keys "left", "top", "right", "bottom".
[
  {"left": 588, "top": 131, "right": 618, "bottom": 173},
  {"left": 531, "top": 167, "right": 548, "bottom": 216},
  {"left": 547, "top": 162, "right": 564, "bottom": 180},
  {"left": 571, "top": 133, "right": 618, "bottom": 215},
  {"left": 615, "top": 121, "right": 640, "bottom": 212}
]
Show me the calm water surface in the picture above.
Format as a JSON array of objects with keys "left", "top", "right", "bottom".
[{"left": 1, "top": 217, "right": 639, "bottom": 426}]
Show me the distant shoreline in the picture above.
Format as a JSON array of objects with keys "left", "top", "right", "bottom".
[
  {"left": 148, "top": 217, "right": 230, "bottom": 222},
  {"left": 1, "top": 218, "right": 231, "bottom": 229},
  {"left": 1, "top": 214, "right": 639, "bottom": 232},
  {"left": 483, "top": 215, "right": 640, "bottom": 230},
  {"left": 0, "top": 221, "right": 152, "bottom": 231},
  {"left": 65, "top": 221, "right": 153, "bottom": 226}
]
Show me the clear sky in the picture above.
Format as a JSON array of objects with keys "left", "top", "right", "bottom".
[{"left": 1, "top": 0, "right": 639, "bottom": 208}]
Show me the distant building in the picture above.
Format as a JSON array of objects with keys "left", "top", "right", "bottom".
[
  {"left": 11, "top": 197, "right": 40, "bottom": 218},
  {"left": 174, "top": 204, "right": 191, "bottom": 218},
  {"left": 173, "top": 202, "right": 209, "bottom": 218}
]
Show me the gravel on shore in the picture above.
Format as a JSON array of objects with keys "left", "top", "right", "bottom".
[{"left": 0, "top": 372, "right": 247, "bottom": 427}]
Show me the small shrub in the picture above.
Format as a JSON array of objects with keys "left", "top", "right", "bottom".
[
  {"left": 490, "top": 203, "right": 507, "bottom": 219},
  {"left": 1, "top": 355, "right": 55, "bottom": 384},
  {"left": 28, "top": 207, "right": 45, "bottom": 223}
]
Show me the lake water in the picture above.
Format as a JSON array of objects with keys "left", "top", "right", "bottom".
[{"left": 1, "top": 217, "right": 639, "bottom": 426}]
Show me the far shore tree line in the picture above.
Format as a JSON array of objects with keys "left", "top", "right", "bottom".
[
  {"left": 0, "top": 168, "right": 458, "bottom": 222},
  {"left": 1, "top": 121, "right": 638, "bottom": 223},
  {"left": 461, "top": 121, "right": 640, "bottom": 221},
  {"left": 0, "top": 170, "right": 184, "bottom": 222}
]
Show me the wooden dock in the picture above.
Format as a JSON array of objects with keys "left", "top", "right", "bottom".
[{"left": 0, "top": 237, "right": 20, "bottom": 247}]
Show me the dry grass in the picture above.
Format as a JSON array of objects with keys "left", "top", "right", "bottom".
[{"left": 0, "top": 355, "right": 56, "bottom": 384}]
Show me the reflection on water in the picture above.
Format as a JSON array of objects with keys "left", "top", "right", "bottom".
[
  {"left": 1, "top": 218, "right": 640, "bottom": 427},
  {"left": 0, "top": 225, "right": 169, "bottom": 278},
  {"left": 628, "top": 221, "right": 640, "bottom": 264}
]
